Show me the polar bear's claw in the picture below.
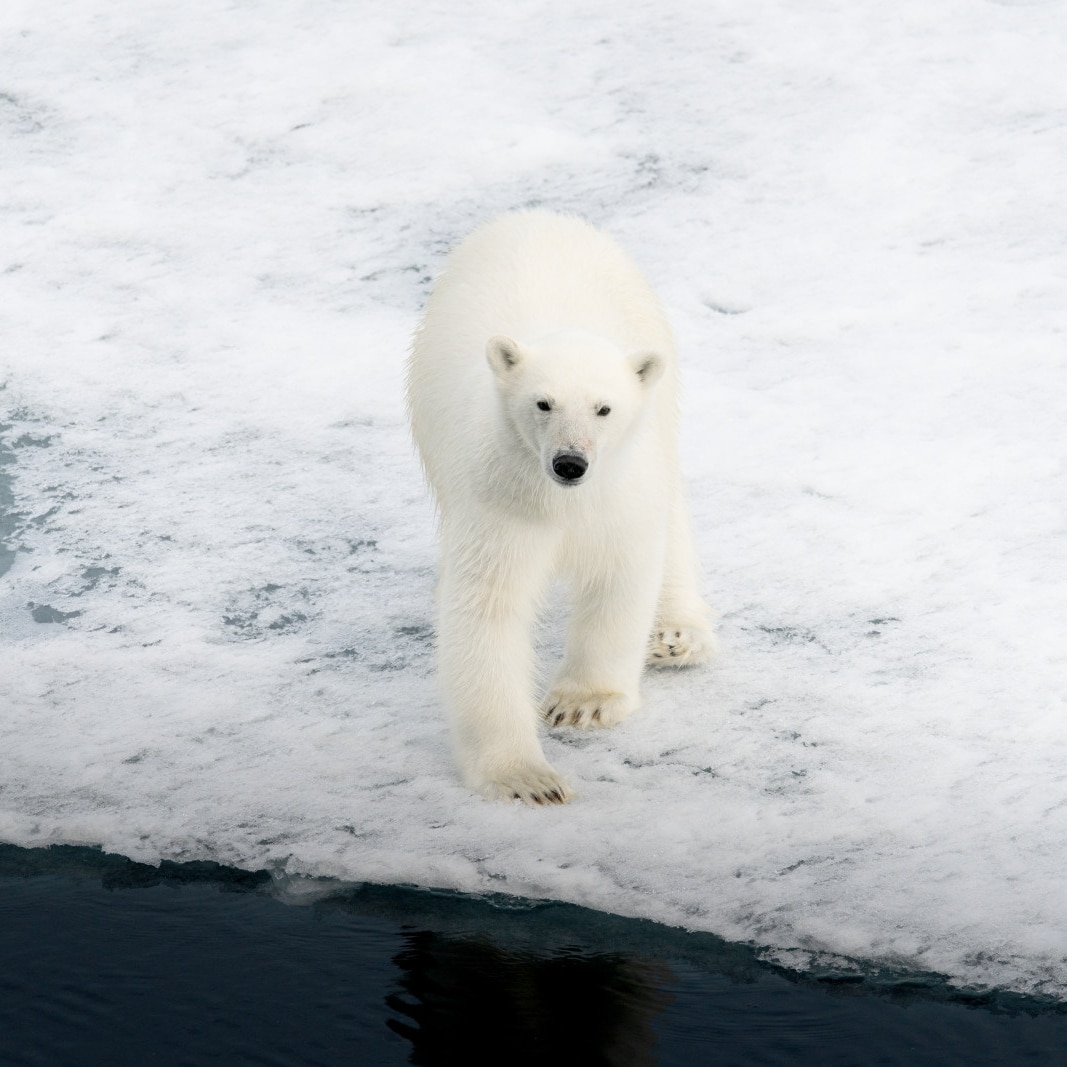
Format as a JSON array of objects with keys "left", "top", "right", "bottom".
[
  {"left": 480, "top": 765, "right": 574, "bottom": 806},
  {"left": 647, "top": 625, "right": 715, "bottom": 668},
  {"left": 543, "top": 687, "right": 635, "bottom": 730}
]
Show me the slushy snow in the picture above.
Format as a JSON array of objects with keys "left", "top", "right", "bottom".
[{"left": 3, "top": 0, "right": 1067, "bottom": 999}]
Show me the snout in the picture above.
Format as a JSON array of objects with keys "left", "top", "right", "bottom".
[{"left": 550, "top": 450, "right": 589, "bottom": 486}]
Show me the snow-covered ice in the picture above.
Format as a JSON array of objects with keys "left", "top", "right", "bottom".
[{"left": 3, "top": 0, "right": 1067, "bottom": 998}]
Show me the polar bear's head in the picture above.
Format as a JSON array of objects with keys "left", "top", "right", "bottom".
[{"left": 486, "top": 331, "right": 664, "bottom": 487}]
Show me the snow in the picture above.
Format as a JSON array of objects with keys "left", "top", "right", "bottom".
[{"left": 3, "top": 0, "right": 1067, "bottom": 999}]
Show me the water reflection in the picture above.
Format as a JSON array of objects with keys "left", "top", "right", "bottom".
[
  {"left": 386, "top": 930, "right": 672, "bottom": 1065},
  {"left": 3, "top": 844, "right": 1067, "bottom": 1067}
]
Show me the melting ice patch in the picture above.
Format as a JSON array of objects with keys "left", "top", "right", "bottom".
[{"left": 3, "top": 0, "right": 1067, "bottom": 998}]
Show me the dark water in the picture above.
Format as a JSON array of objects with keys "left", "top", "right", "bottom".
[{"left": 1, "top": 845, "right": 1066, "bottom": 1066}]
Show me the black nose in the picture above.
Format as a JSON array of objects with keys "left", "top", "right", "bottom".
[{"left": 552, "top": 452, "right": 588, "bottom": 482}]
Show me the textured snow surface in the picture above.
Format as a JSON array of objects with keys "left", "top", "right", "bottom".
[{"left": 3, "top": 0, "right": 1067, "bottom": 998}]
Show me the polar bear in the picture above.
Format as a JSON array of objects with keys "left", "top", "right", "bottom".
[{"left": 407, "top": 211, "right": 714, "bottom": 804}]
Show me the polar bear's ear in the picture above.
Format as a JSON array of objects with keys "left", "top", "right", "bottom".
[
  {"left": 629, "top": 351, "right": 664, "bottom": 388},
  {"left": 486, "top": 335, "right": 524, "bottom": 378}
]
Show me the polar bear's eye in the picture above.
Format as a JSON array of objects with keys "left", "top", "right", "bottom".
[
  {"left": 536, "top": 400, "right": 552, "bottom": 412},
  {"left": 596, "top": 405, "right": 611, "bottom": 417}
]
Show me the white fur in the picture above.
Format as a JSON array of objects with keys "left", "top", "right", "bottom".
[{"left": 407, "top": 211, "right": 714, "bottom": 805}]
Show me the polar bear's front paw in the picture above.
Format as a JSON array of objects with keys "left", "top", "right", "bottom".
[
  {"left": 479, "top": 763, "right": 574, "bottom": 806},
  {"left": 647, "top": 624, "right": 716, "bottom": 667},
  {"left": 543, "top": 684, "right": 636, "bottom": 730}
]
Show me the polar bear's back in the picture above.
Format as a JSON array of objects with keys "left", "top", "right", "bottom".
[{"left": 416, "top": 211, "right": 675, "bottom": 363}]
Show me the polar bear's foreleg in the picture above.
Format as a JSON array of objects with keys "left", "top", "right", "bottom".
[
  {"left": 649, "top": 488, "right": 716, "bottom": 667},
  {"left": 544, "top": 547, "right": 662, "bottom": 730},
  {"left": 437, "top": 528, "right": 571, "bottom": 805}
]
